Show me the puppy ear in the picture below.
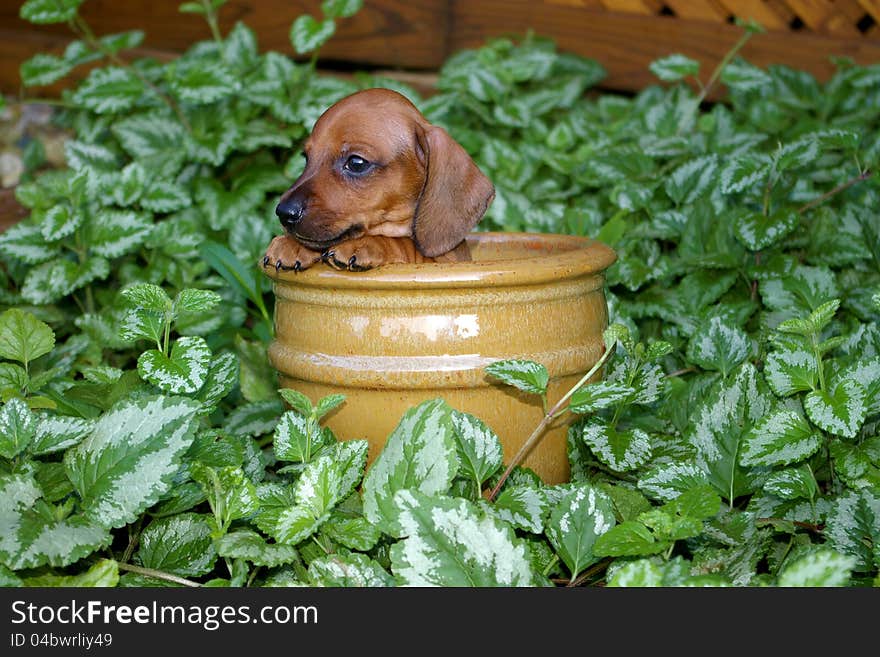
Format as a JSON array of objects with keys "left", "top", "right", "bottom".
[{"left": 412, "top": 125, "right": 494, "bottom": 257}]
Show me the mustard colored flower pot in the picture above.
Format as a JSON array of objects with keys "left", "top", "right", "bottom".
[{"left": 265, "top": 232, "right": 617, "bottom": 484}]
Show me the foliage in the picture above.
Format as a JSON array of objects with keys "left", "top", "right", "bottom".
[{"left": 1, "top": 0, "right": 878, "bottom": 587}]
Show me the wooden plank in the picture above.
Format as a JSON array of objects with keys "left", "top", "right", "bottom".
[
  {"left": 0, "top": 0, "right": 448, "bottom": 75},
  {"left": 857, "top": 0, "right": 880, "bottom": 24},
  {"left": 450, "top": 1, "right": 880, "bottom": 95},
  {"left": 785, "top": 0, "right": 860, "bottom": 36},
  {"left": 664, "top": 0, "right": 730, "bottom": 23},
  {"left": 597, "top": 0, "right": 662, "bottom": 14},
  {"left": 715, "top": 0, "right": 791, "bottom": 29}
]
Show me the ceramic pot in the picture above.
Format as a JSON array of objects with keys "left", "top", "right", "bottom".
[{"left": 265, "top": 232, "right": 616, "bottom": 484}]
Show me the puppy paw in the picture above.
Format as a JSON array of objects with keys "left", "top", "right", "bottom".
[
  {"left": 322, "top": 239, "right": 385, "bottom": 271},
  {"left": 261, "top": 235, "right": 321, "bottom": 273}
]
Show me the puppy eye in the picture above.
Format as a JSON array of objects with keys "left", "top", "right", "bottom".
[{"left": 343, "top": 155, "right": 370, "bottom": 174}]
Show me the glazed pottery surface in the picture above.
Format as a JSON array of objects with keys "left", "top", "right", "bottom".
[{"left": 265, "top": 232, "right": 617, "bottom": 484}]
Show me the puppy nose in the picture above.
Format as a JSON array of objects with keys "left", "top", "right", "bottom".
[{"left": 276, "top": 197, "right": 306, "bottom": 230}]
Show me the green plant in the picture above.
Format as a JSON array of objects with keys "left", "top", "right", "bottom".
[{"left": 1, "top": 0, "right": 878, "bottom": 587}]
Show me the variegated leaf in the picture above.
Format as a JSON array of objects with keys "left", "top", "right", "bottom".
[
  {"left": 740, "top": 409, "right": 822, "bottom": 467},
  {"left": 804, "top": 379, "right": 866, "bottom": 439},
  {"left": 763, "top": 465, "right": 818, "bottom": 500},
  {"left": 0, "top": 473, "right": 110, "bottom": 570},
  {"left": 72, "top": 66, "right": 145, "bottom": 114},
  {"left": 390, "top": 489, "right": 538, "bottom": 586},
  {"left": 64, "top": 395, "right": 200, "bottom": 528},
  {"left": 309, "top": 552, "right": 394, "bottom": 587},
  {"left": 88, "top": 210, "right": 153, "bottom": 258},
  {"left": 451, "top": 410, "right": 503, "bottom": 486},
  {"left": 362, "top": 398, "right": 457, "bottom": 535},
  {"left": 545, "top": 483, "right": 616, "bottom": 578},
  {"left": 824, "top": 491, "right": 880, "bottom": 572},
  {"left": 686, "top": 315, "right": 751, "bottom": 377},
  {"left": 30, "top": 414, "right": 92, "bottom": 456},
  {"left": 273, "top": 455, "right": 343, "bottom": 545},
  {"left": 581, "top": 420, "right": 652, "bottom": 472},
  {"left": 136, "top": 513, "right": 216, "bottom": 576},
  {"left": 138, "top": 336, "right": 212, "bottom": 394},
  {"left": 216, "top": 529, "right": 299, "bottom": 567},
  {"left": 764, "top": 347, "right": 818, "bottom": 397},
  {"left": 0, "top": 398, "right": 36, "bottom": 459},
  {"left": 489, "top": 485, "right": 547, "bottom": 533},
  {"left": 777, "top": 549, "right": 856, "bottom": 587},
  {"left": 485, "top": 359, "right": 549, "bottom": 395}
]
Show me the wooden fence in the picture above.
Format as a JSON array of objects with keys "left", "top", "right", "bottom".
[{"left": 1, "top": 0, "right": 879, "bottom": 96}]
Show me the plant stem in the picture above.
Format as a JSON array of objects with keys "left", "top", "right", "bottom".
[
  {"left": 115, "top": 562, "right": 201, "bottom": 587},
  {"left": 200, "top": 0, "right": 224, "bottom": 44},
  {"left": 567, "top": 559, "right": 610, "bottom": 587},
  {"left": 797, "top": 170, "right": 872, "bottom": 214},
  {"left": 487, "top": 344, "right": 615, "bottom": 502},
  {"left": 698, "top": 29, "right": 755, "bottom": 106}
]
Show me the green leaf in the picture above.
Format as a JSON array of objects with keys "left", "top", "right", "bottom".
[
  {"left": 199, "top": 241, "right": 266, "bottom": 312},
  {"left": 686, "top": 315, "right": 751, "bottom": 377},
  {"left": 0, "top": 308, "right": 55, "bottom": 367},
  {"left": 173, "top": 289, "right": 222, "bottom": 316},
  {"left": 315, "top": 393, "right": 346, "bottom": 420},
  {"left": 649, "top": 54, "right": 699, "bottom": 82},
  {"left": 25, "top": 559, "right": 118, "bottom": 587},
  {"left": 451, "top": 410, "right": 503, "bottom": 487},
  {"left": 391, "top": 490, "right": 538, "bottom": 586},
  {"left": 21, "top": 256, "right": 110, "bottom": 305},
  {"left": 322, "top": 511, "right": 381, "bottom": 551},
  {"left": 273, "top": 411, "right": 326, "bottom": 463},
  {"left": 191, "top": 464, "right": 259, "bottom": 530},
  {"left": 0, "top": 363, "right": 27, "bottom": 396},
  {"left": 804, "top": 379, "right": 867, "bottom": 439},
  {"left": 592, "top": 520, "right": 665, "bottom": 557},
  {"left": 719, "top": 154, "right": 771, "bottom": 194},
  {"left": 690, "top": 364, "right": 771, "bottom": 502},
  {"left": 568, "top": 380, "right": 632, "bottom": 414},
  {"left": 223, "top": 399, "right": 283, "bottom": 437},
  {"left": 490, "top": 485, "right": 547, "bottom": 534},
  {"left": 89, "top": 210, "right": 153, "bottom": 258},
  {"left": 121, "top": 283, "right": 172, "bottom": 313},
  {"left": 40, "top": 205, "right": 82, "bottom": 242},
  {"left": 665, "top": 155, "right": 718, "bottom": 205},
  {"left": 321, "top": 0, "right": 362, "bottom": 19},
  {"left": 138, "top": 336, "right": 212, "bottom": 394},
  {"left": 279, "top": 389, "right": 314, "bottom": 416},
  {"left": 178, "top": 2, "right": 205, "bottom": 13},
  {"left": 20, "top": 53, "right": 72, "bottom": 87},
  {"left": 0, "top": 474, "right": 110, "bottom": 570},
  {"left": 721, "top": 58, "right": 772, "bottom": 92},
  {"left": 763, "top": 465, "right": 818, "bottom": 500},
  {"left": 824, "top": 491, "right": 880, "bottom": 572},
  {"left": 546, "top": 483, "right": 616, "bottom": 578},
  {"left": 740, "top": 409, "right": 822, "bottom": 467},
  {"left": 170, "top": 61, "right": 239, "bottom": 104},
  {"left": 196, "top": 351, "right": 238, "bottom": 414},
  {"left": 100, "top": 30, "right": 145, "bottom": 54},
  {"left": 64, "top": 395, "right": 200, "bottom": 528},
  {"left": 606, "top": 559, "right": 663, "bottom": 587},
  {"left": 485, "top": 359, "right": 549, "bottom": 396},
  {"left": 362, "top": 399, "right": 457, "bottom": 535},
  {"left": 140, "top": 180, "right": 191, "bottom": 213},
  {"left": 273, "top": 455, "right": 343, "bottom": 544},
  {"left": 72, "top": 67, "right": 145, "bottom": 114},
  {"left": 215, "top": 529, "right": 299, "bottom": 567},
  {"left": 764, "top": 347, "right": 819, "bottom": 396},
  {"left": 761, "top": 265, "right": 838, "bottom": 315},
  {"left": 20, "top": 0, "right": 83, "bottom": 24},
  {"left": 581, "top": 420, "right": 652, "bottom": 472},
  {"left": 112, "top": 112, "right": 187, "bottom": 177},
  {"left": 309, "top": 552, "right": 393, "bottom": 587},
  {"left": 734, "top": 208, "right": 800, "bottom": 251},
  {"left": 290, "top": 15, "right": 336, "bottom": 55},
  {"left": 137, "top": 513, "right": 217, "bottom": 576},
  {"left": 777, "top": 549, "right": 856, "bottom": 587},
  {"left": 0, "top": 399, "right": 36, "bottom": 459},
  {"left": 0, "top": 222, "right": 59, "bottom": 264}
]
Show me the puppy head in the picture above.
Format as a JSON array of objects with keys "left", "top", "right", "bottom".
[{"left": 275, "top": 88, "right": 494, "bottom": 256}]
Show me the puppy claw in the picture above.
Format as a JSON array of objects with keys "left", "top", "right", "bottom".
[
  {"left": 348, "top": 255, "right": 358, "bottom": 268},
  {"left": 262, "top": 255, "right": 270, "bottom": 267},
  {"left": 275, "top": 260, "right": 282, "bottom": 272},
  {"left": 293, "top": 260, "right": 301, "bottom": 273}
]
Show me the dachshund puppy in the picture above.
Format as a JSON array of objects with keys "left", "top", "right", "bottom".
[{"left": 262, "top": 88, "right": 494, "bottom": 272}]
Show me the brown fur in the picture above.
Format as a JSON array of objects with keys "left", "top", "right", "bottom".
[{"left": 262, "top": 88, "right": 494, "bottom": 272}]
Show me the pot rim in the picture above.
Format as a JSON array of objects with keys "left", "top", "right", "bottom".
[{"left": 263, "top": 231, "right": 617, "bottom": 289}]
